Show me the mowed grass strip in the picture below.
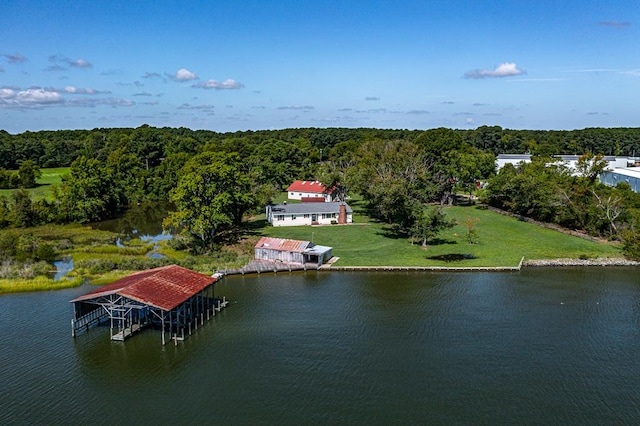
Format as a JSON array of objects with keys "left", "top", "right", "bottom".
[
  {"left": 258, "top": 205, "right": 622, "bottom": 267},
  {"left": 0, "top": 167, "right": 69, "bottom": 200}
]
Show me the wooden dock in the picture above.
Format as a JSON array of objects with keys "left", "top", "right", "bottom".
[
  {"left": 111, "top": 322, "right": 147, "bottom": 341},
  {"left": 221, "top": 260, "right": 318, "bottom": 276}
]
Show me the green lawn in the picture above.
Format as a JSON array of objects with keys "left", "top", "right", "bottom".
[
  {"left": 0, "top": 167, "right": 69, "bottom": 200},
  {"left": 257, "top": 203, "right": 622, "bottom": 268}
]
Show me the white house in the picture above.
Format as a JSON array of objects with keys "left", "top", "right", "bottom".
[
  {"left": 286, "top": 180, "right": 333, "bottom": 202},
  {"left": 266, "top": 202, "right": 353, "bottom": 227}
]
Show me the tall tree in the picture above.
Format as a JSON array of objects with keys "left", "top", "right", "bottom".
[
  {"left": 410, "top": 206, "right": 456, "bottom": 247},
  {"left": 17, "top": 160, "right": 41, "bottom": 188},
  {"left": 55, "top": 156, "right": 120, "bottom": 223},
  {"left": 163, "top": 152, "right": 255, "bottom": 253}
]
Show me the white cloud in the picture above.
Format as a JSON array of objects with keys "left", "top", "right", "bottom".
[
  {"left": 3, "top": 53, "right": 27, "bottom": 63},
  {"left": 464, "top": 62, "right": 525, "bottom": 79},
  {"left": 61, "top": 86, "right": 109, "bottom": 95},
  {"left": 142, "top": 72, "right": 162, "bottom": 79},
  {"left": 177, "top": 103, "right": 215, "bottom": 110},
  {"left": 599, "top": 21, "right": 630, "bottom": 29},
  {"left": 365, "top": 96, "right": 380, "bottom": 101},
  {"left": 70, "top": 58, "right": 92, "bottom": 68},
  {"left": 67, "top": 98, "right": 134, "bottom": 107},
  {"left": 277, "top": 105, "right": 314, "bottom": 110},
  {"left": 0, "top": 88, "right": 64, "bottom": 108},
  {"left": 192, "top": 79, "right": 244, "bottom": 89},
  {"left": 173, "top": 68, "right": 198, "bottom": 81},
  {"left": 621, "top": 69, "right": 640, "bottom": 77},
  {"left": 46, "top": 54, "right": 92, "bottom": 70},
  {"left": 0, "top": 88, "right": 15, "bottom": 99},
  {"left": 0, "top": 86, "right": 132, "bottom": 109}
]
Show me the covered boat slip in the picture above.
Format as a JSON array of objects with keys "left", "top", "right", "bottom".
[{"left": 70, "top": 265, "right": 228, "bottom": 345}]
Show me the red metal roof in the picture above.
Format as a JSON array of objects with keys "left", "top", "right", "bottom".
[
  {"left": 255, "top": 237, "right": 311, "bottom": 253},
  {"left": 286, "top": 180, "right": 332, "bottom": 194},
  {"left": 70, "top": 265, "right": 217, "bottom": 311}
]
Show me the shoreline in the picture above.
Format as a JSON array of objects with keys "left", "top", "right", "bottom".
[{"left": 522, "top": 257, "right": 640, "bottom": 267}]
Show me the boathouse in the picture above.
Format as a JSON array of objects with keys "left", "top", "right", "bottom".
[
  {"left": 254, "top": 237, "right": 333, "bottom": 266},
  {"left": 70, "top": 265, "right": 228, "bottom": 345}
]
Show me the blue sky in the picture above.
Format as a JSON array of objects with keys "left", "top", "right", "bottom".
[{"left": 1, "top": 0, "right": 639, "bottom": 133}]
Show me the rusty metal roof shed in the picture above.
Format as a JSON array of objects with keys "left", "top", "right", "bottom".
[
  {"left": 70, "top": 264, "right": 217, "bottom": 311},
  {"left": 254, "top": 237, "right": 312, "bottom": 253}
]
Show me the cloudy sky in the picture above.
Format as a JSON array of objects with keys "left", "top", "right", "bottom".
[{"left": 1, "top": 0, "right": 639, "bottom": 133}]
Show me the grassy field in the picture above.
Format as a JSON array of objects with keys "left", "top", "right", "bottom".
[
  {"left": 256, "top": 202, "right": 622, "bottom": 267},
  {"left": 0, "top": 197, "right": 625, "bottom": 293},
  {"left": 0, "top": 167, "right": 69, "bottom": 200}
]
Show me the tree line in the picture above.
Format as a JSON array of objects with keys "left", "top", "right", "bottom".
[
  {"left": 2, "top": 125, "right": 640, "bottom": 171},
  {"left": 0, "top": 124, "right": 639, "bottom": 258}
]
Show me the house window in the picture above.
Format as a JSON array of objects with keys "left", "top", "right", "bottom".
[
  {"left": 292, "top": 215, "right": 297, "bottom": 220},
  {"left": 290, "top": 192, "right": 294, "bottom": 196},
  {"left": 276, "top": 215, "right": 285, "bottom": 221},
  {"left": 303, "top": 214, "right": 310, "bottom": 218}
]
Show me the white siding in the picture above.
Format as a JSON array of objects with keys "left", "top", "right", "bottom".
[
  {"left": 288, "top": 191, "right": 330, "bottom": 201},
  {"left": 270, "top": 212, "right": 352, "bottom": 227}
]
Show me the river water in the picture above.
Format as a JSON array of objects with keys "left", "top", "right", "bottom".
[{"left": 1, "top": 268, "right": 639, "bottom": 425}]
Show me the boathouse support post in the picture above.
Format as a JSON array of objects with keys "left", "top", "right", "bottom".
[{"left": 161, "top": 313, "right": 166, "bottom": 345}]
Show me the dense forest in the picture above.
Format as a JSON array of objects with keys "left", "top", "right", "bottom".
[
  {"left": 2, "top": 125, "right": 640, "bottom": 171},
  {"left": 1, "top": 125, "right": 639, "bottom": 259}
]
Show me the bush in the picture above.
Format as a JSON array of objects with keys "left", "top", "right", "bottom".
[
  {"left": 622, "top": 230, "right": 640, "bottom": 261},
  {"left": 0, "top": 260, "right": 51, "bottom": 279}
]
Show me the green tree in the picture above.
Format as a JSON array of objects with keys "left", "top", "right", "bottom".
[
  {"left": 621, "top": 228, "right": 640, "bottom": 260},
  {"left": 350, "top": 139, "right": 434, "bottom": 227},
  {"left": 56, "top": 156, "right": 120, "bottom": 223},
  {"left": 410, "top": 206, "right": 456, "bottom": 247},
  {"left": 106, "top": 148, "right": 147, "bottom": 205},
  {"left": 10, "top": 189, "right": 35, "bottom": 227},
  {"left": 575, "top": 153, "right": 608, "bottom": 185},
  {"left": 163, "top": 152, "right": 255, "bottom": 253}
]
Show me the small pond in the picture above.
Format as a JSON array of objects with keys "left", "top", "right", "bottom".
[{"left": 53, "top": 203, "right": 171, "bottom": 280}]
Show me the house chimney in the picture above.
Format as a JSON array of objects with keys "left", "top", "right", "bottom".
[{"left": 338, "top": 203, "right": 347, "bottom": 224}]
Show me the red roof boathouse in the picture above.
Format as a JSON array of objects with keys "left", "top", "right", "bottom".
[{"left": 70, "top": 265, "right": 228, "bottom": 345}]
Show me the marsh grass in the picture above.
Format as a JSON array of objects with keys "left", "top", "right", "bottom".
[
  {"left": 0, "top": 276, "right": 84, "bottom": 293},
  {"left": 0, "top": 202, "right": 625, "bottom": 293}
]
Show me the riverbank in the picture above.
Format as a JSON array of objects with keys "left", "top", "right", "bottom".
[{"left": 523, "top": 257, "right": 640, "bottom": 267}]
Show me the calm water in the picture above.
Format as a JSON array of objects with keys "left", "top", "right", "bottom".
[{"left": 1, "top": 268, "right": 640, "bottom": 425}]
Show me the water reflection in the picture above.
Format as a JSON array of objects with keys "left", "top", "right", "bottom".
[
  {"left": 89, "top": 202, "right": 171, "bottom": 240},
  {"left": 50, "top": 256, "right": 74, "bottom": 280}
]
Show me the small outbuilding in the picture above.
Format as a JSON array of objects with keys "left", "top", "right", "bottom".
[{"left": 254, "top": 237, "right": 333, "bottom": 266}]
